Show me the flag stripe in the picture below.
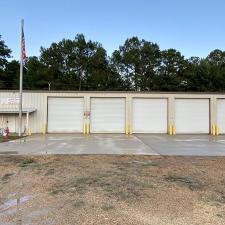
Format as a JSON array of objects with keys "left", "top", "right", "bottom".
[{"left": 22, "top": 28, "right": 26, "bottom": 63}]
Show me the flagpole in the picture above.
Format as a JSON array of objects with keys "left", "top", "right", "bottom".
[{"left": 18, "top": 19, "right": 24, "bottom": 137}]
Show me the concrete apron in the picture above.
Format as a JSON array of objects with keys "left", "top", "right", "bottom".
[
  {"left": 0, "top": 134, "right": 158, "bottom": 155},
  {"left": 0, "top": 134, "right": 225, "bottom": 156}
]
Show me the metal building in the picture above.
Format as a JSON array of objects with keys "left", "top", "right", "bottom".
[{"left": 0, "top": 90, "right": 224, "bottom": 135}]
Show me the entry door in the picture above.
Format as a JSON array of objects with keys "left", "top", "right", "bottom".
[
  {"left": 90, "top": 98, "right": 125, "bottom": 133},
  {"left": 133, "top": 98, "right": 167, "bottom": 133},
  {"left": 2, "top": 115, "right": 16, "bottom": 133},
  {"left": 175, "top": 99, "right": 209, "bottom": 134},
  {"left": 48, "top": 98, "right": 84, "bottom": 133}
]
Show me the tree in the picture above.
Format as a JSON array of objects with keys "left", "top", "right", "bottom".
[
  {"left": 156, "top": 49, "right": 187, "bottom": 91},
  {"left": 0, "top": 35, "right": 12, "bottom": 88},
  {"left": 207, "top": 49, "right": 225, "bottom": 66},
  {"left": 111, "top": 37, "right": 161, "bottom": 91},
  {"left": 0, "top": 35, "right": 11, "bottom": 69},
  {"left": 3, "top": 60, "right": 20, "bottom": 89},
  {"left": 3, "top": 33, "right": 225, "bottom": 92},
  {"left": 84, "top": 47, "right": 123, "bottom": 90},
  {"left": 206, "top": 50, "right": 225, "bottom": 91},
  {"left": 40, "top": 34, "right": 116, "bottom": 91},
  {"left": 23, "top": 56, "right": 49, "bottom": 90}
]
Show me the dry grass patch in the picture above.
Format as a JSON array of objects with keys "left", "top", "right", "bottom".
[{"left": 0, "top": 155, "right": 224, "bottom": 225}]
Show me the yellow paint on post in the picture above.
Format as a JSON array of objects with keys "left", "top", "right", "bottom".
[
  {"left": 129, "top": 125, "right": 133, "bottom": 135},
  {"left": 83, "top": 123, "right": 86, "bottom": 134},
  {"left": 172, "top": 125, "right": 176, "bottom": 135},
  {"left": 86, "top": 123, "right": 90, "bottom": 134},
  {"left": 125, "top": 125, "right": 129, "bottom": 135},
  {"left": 28, "top": 128, "right": 32, "bottom": 136},
  {"left": 216, "top": 125, "right": 219, "bottom": 136},
  {"left": 42, "top": 124, "right": 47, "bottom": 135},
  {"left": 212, "top": 125, "right": 216, "bottom": 136},
  {"left": 168, "top": 125, "right": 173, "bottom": 135}
]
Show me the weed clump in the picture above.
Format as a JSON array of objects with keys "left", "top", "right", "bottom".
[{"left": 19, "top": 158, "right": 35, "bottom": 167}]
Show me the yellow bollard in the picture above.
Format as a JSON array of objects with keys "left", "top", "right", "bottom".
[
  {"left": 212, "top": 125, "right": 216, "bottom": 136},
  {"left": 28, "top": 128, "right": 32, "bottom": 136},
  {"left": 83, "top": 123, "right": 86, "bottom": 134},
  {"left": 125, "top": 125, "right": 129, "bottom": 135},
  {"left": 172, "top": 125, "right": 176, "bottom": 135},
  {"left": 42, "top": 125, "right": 46, "bottom": 135},
  {"left": 43, "top": 124, "right": 47, "bottom": 135},
  {"left": 216, "top": 125, "right": 219, "bottom": 136},
  {"left": 169, "top": 125, "right": 173, "bottom": 135},
  {"left": 86, "top": 123, "right": 90, "bottom": 134},
  {"left": 129, "top": 125, "right": 133, "bottom": 135}
]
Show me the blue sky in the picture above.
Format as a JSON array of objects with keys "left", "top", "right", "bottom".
[{"left": 1, "top": 0, "right": 225, "bottom": 60}]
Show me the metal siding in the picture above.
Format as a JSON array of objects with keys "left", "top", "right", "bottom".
[{"left": 1, "top": 91, "right": 225, "bottom": 134}]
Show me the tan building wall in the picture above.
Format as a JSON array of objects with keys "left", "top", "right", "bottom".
[{"left": 0, "top": 91, "right": 224, "bottom": 134}]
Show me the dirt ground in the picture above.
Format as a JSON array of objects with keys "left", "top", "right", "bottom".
[{"left": 0, "top": 155, "right": 225, "bottom": 225}]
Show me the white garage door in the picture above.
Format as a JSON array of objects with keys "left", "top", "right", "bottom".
[
  {"left": 48, "top": 98, "right": 84, "bottom": 133},
  {"left": 90, "top": 98, "right": 125, "bottom": 133},
  {"left": 133, "top": 98, "right": 167, "bottom": 133},
  {"left": 217, "top": 99, "right": 225, "bottom": 134},
  {"left": 175, "top": 99, "right": 209, "bottom": 134}
]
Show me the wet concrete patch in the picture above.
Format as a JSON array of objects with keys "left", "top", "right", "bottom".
[
  {"left": 0, "top": 151, "right": 18, "bottom": 155},
  {"left": 0, "top": 193, "right": 51, "bottom": 225},
  {"left": 0, "top": 195, "right": 32, "bottom": 214}
]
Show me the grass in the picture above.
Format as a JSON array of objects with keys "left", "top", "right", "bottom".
[
  {"left": 1, "top": 155, "right": 224, "bottom": 224},
  {"left": 129, "top": 160, "right": 159, "bottom": 167},
  {"left": 50, "top": 170, "right": 152, "bottom": 202},
  {"left": 101, "top": 203, "right": 114, "bottom": 211},
  {"left": 19, "top": 158, "right": 36, "bottom": 167},
  {"left": 50, "top": 188, "right": 65, "bottom": 195},
  {"left": 213, "top": 194, "right": 225, "bottom": 204},
  {"left": 165, "top": 174, "right": 203, "bottom": 190},
  {"left": 73, "top": 200, "right": 85, "bottom": 208},
  {"left": 1, "top": 173, "right": 14, "bottom": 181},
  {"left": 45, "top": 169, "right": 55, "bottom": 176}
]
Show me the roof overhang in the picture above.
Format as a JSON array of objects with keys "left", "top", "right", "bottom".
[{"left": 0, "top": 108, "right": 36, "bottom": 114}]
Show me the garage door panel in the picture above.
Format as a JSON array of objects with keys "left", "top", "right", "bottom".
[
  {"left": 175, "top": 99, "right": 209, "bottom": 134},
  {"left": 91, "top": 98, "right": 125, "bottom": 133},
  {"left": 133, "top": 99, "right": 167, "bottom": 133},
  {"left": 48, "top": 98, "right": 83, "bottom": 133},
  {"left": 217, "top": 99, "right": 225, "bottom": 134}
]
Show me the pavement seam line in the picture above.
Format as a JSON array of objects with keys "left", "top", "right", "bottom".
[{"left": 133, "top": 135, "right": 160, "bottom": 155}]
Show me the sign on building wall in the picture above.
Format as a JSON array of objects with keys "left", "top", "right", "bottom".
[{"left": 0, "top": 98, "right": 20, "bottom": 105}]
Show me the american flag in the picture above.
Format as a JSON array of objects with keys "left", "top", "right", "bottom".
[{"left": 22, "top": 26, "right": 26, "bottom": 64}]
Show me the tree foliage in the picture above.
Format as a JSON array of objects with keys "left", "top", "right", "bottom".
[
  {"left": 111, "top": 37, "right": 161, "bottom": 91},
  {"left": 1, "top": 34, "right": 225, "bottom": 92},
  {"left": 0, "top": 35, "right": 12, "bottom": 88}
]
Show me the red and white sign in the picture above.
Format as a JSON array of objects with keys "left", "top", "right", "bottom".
[{"left": 84, "top": 111, "right": 90, "bottom": 117}]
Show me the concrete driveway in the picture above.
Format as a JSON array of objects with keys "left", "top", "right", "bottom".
[
  {"left": 136, "top": 134, "right": 225, "bottom": 156},
  {"left": 0, "top": 134, "right": 225, "bottom": 156},
  {"left": 0, "top": 134, "right": 157, "bottom": 155}
]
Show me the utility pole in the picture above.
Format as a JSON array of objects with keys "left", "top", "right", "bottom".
[{"left": 48, "top": 82, "right": 51, "bottom": 91}]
